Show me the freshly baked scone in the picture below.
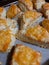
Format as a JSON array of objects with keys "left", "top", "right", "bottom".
[
  {"left": 0, "top": 18, "right": 19, "bottom": 52},
  {"left": 42, "top": 19, "right": 49, "bottom": 32},
  {"left": 0, "top": 29, "right": 16, "bottom": 52},
  {"left": 32, "top": 0, "right": 45, "bottom": 11},
  {"left": 11, "top": 44, "right": 41, "bottom": 65},
  {"left": 0, "top": 18, "right": 19, "bottom": 35},
  {"left": 42, "top": 3, "right": 49, "bottom": 19},
  {"left": 19, "top": 11, "right": 42, "bottom": 30},
  {"left": 16, "top": 25, "right": 49, "bottom": 48},
  {"left": 0, "top": 7, "right": 6, "bottom": 18},
  {"left": 6, "top": 18, "right": 19, "bottom": 35},
  {"left": 6, "top": 4, "right": 21, "bottom": 19},
  {"left": 18, "top": 0, "right": 33, "bottom": 11}
]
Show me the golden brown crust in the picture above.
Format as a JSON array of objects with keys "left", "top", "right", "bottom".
[
  {"left": 0, "top": 18, "right": 6, "bottom": 23},
  {"left": 0, "top": 18, "right": 7, "bottom": 26},
  {"left": 0, "top": 7, "right": 4, "bottom": 13},
  {"left": 6, "top": 4, "right": 21, "bottom": 18},
  {"left": 18, "top": 0, "right": 33, "bottom": 11},
  {"left": 42, "top": 19, "right": 49, "bottom": 32},
  {"left": 25, "top": 25, "right": 49, "bottom": 43},
  {"left": 42, "top": 3, "right": 49, "bottom": 18},
  {"left": 0, "top": 17, "right": 19, "bottom": 52},
  {"left": 12, "top": 44, "right": 41, "bottom": 65},
  {"left": 19, "top": 11, "right": 42, "bottom": 30},
  {"left": 42, "top": 3, "right": 49, "bottom": 10},
  {"left": 16, "top": 24, "right": 49, "bottom": 48},
  {"left": 16, "top": 30, "right": 49, "bottom": 48},
  {"left": 0, "top": 30, "right": 11, "bottom": 52},
  {"left": 24, "top": 11, "right": 42, "bottom": 19}
]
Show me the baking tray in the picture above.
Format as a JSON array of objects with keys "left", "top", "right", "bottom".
[{"left": 0, "top": 1, "right": 49, "bottom": 65}]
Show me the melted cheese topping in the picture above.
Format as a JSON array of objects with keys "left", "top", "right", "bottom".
[
  {"left": 19, "top": 0, "right": 33, "bottom": 10},
  {"left": 0, "top": 30, "right": 11, "bottom": 52},
  {"left": 7, "top": 4, "right": 20, "bottom": 18},
  {"left": 13, "top": 45, "right": 41, "bottom": 65},
  {"left": 25, "top": 25, "right": 49, "bottom": 42},
  {"left": 24, "top": 11, "right": 41, "bottom": 19},
  {"left": 42, "top": 19, "right": 49, "bottom": 32},
  {"left": 43, "top": 3, "right": 49, "bottom": 10}
]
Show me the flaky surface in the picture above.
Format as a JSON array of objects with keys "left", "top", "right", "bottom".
[
  {"left": 42, "top": 19, "right": 49, "bottom": 32},
  {"left": 20, "top": 11, "right": 42, "bottom": 30},
  {"left": 19, "top": 0, "right": 33, "bottom": 11},
  {"left": 42, "top": 3, "right": 49, "bottom": 18},
  {"left": 32, "top": 0, "right": 45, "bottom": 10},
  {"left": 42, "top": 3, "right": 49, "bottom": 10},
  {"left": 24, "top": 25, "right": 49, "bottom": 43},
  {"left": 0, "top": 18, "right": 7, "bottom": 30},
  {"left": 7, "top": 4, "right": 21, "bottom": 18},
  {"left": 24, "top": 11, "right": 42, "bottom": 19},
  {"left": 0, "top": 30, "right": 11, "bottom": 52},
  {"left": 0, "top": 18, "right": 18, "bottom": 52},
  {"left": 12, "top": 44, "right": 41, "bottom": 65}
]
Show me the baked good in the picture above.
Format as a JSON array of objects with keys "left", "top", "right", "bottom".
[
  {"left": 11, "top": 44, "right": 41, "bottom": 65},
  {"left": 0, "top": 7, "right": 6, "bottom": 18},
  {"left": 42, "top": 3, "right": 49, "bottom": 19},
  {"left": 19, "top": 11, "right": 42, "bottom": 30},
  {"left": 0, "top": 18, "right": 19, "bottom": 52},
  {"left": 18, "top": 0, "right": 33, "bottom": 11},
  {"left": 42, "top": 19, "right": 49, "bottom": 32},
  {"left": 0, "top": 18, "right": 19, "bottom": 35},
  {"left": 0, "top": 29, "right": 16, "bottom": 52},
  {"left": 16, "top": 25, "right": 49, "bottom": 48},
  {"left": 6, "top": 4, "right": 21, "bottom": 19},
  {"left": 32, "top": 0, "right": 45, "bottom": 11},
  {"left": 6, "top": 18, "right": 19, "bottom": 35}
]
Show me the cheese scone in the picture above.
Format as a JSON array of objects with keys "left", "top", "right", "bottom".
[
  {"left": 31, "top": 0, "right": 46, "bottom": 11},
  {"left": 6, "top": 18, "right": 19, "bottom": 35},
  {"left": 0, "top": 18, "right": 19, "bottom": 35},
  {"left": 16, "top": 25, "right": 49, "bottom": 48},
  {"left": 11, "top": 44, "right": 41, "bottom": 65},
  {"left": 42, "top": 19, "right": 49, "bottom": 32},
  {"left": 19, "top": 11, "right": 42, "bottom": 30},
  {"left": 6, "top": 4, "right": 21, "bottom": 19},
  {"left": 18, "top": 0, "right": 33, "bottom": 11},
  {"left": 0, "top": 7, "right": 6, "bottom": 18},
  {"left": 42, "top": 3, "right": 49, "bottom": 19},
  {"left": 0, "top": 29, "right": 16, "bottom": 52},
  {"left": 0, "top": 18, "right": 19, "bottom": 52},
  {"left": 32, "top": 0, "right": 45, "bottom": 11}
]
